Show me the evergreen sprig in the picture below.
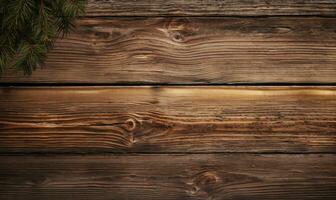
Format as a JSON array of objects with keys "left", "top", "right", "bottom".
[{"left": 0, "top": 0, "right": 86, "bottom": 74}]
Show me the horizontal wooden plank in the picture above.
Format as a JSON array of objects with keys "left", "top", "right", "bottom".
[
  {"left": 1, "top": 17, "right": 336, "bottom": 84},
  {"left": 0, "top": 86, "right": 335, "bottom": 153},
  {"left": 0, "top": 154, "right": 335, "bottom": 200},
  {"left": 85, "top": 0, "right": 336, "bottom": 16}
]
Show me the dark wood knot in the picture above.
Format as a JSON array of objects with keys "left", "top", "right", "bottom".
[
  {"left": 171, "top": 32, "right": 184, "bottom": 42},
  {"left": 186, "top": 171, "right": 221, "bottom": 197},
  {"left": 125, "top": 118, "right": 137, "bottom": 131}
]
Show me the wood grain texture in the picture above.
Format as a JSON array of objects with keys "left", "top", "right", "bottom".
[
  {"left": 1, "top": 86, "right": 335, "bottom": 153},
  {"left": 0, "top": 154, "right": 335, "bottom": 200},
  {"left": 85, "top": 0, "right": 336, "bottom": 16},
  {"left": 1, "top": 17, "right": 336, "bottom": 84}
]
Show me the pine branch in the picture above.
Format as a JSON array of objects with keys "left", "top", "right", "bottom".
[{"left": 0, "top": 0, "right": 86, "bottom": 75}]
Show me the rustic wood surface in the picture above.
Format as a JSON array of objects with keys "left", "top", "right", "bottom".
[
  {"left": 85, "top": 0, "right": 336, "bottom": 16},
  {"left": 1, "top": 17, "right": 336, "bottom": 84},
  {"left": 1, "top": 154, "right": 335, "bottom": 200},
  {"left": 1, "top": 86, "right": 335, "bottom": 153},
  {"left": 1, "top": 1, "right": 336, "bottom": 199}
]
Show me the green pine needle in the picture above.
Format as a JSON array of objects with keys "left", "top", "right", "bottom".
[{"left": 0, "top": 0, "right": 86, "bottom": 75}]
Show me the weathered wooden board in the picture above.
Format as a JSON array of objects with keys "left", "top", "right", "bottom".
[
  {"left": 1, "top": 86, "right": 335, "bottom": 153},
  {"left": 85, "top": 0, "right": 336, "bottom": 16},
  {"left": 1, "top": 17, "right": 335, "bottom": 84},
  {"left": 0, "top": 154, "right": 335, "bottom": 200}
]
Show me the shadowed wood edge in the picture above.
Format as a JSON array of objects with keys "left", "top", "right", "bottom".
[{"left": 85, "top": 0, "right": 336, "bottom": 16}]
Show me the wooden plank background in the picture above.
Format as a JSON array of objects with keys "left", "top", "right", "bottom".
[
  {"left": 1, "top": 17, "right": 336, "bottom": 84},
  {"left": 1, "top": 154, "right": 335, "bottom": 200},
  {"left": 0, "top": 1, "right": 335, "bottom": 200},
  {"left": 1, "top": 86, "right": 335, "bottom": 153}
]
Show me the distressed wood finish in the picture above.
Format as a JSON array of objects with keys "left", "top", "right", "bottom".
[
  {"left": 85, "top": 0, "right": 336, "bottom": 16},
  {"left": 1, "top": 17, "right": 336, "bottom": 84},
  {"left": 1, "top": 86, "right": 335, "bottom": 153},
  {"left": 1, "top": 1, "right": 336, "bottom": 199},
  {"left": 1, "top": 154, "right": 335, "bottom": 200}
]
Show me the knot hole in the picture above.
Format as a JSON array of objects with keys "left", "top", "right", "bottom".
[{"left": 125, "top": 118, "right": 137, "bottom": 131}]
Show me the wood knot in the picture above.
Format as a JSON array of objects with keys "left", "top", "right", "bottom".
[
  {"left": 186, "top": 171, "right": 221, "bottom": 197},
  {"left": 125, "top": 118, "right": 137, "bottom": 131},
  {"left": 194, "top": 171, "right": 220, "bottom": 186},
  {"left": 167, "top": 18, "right": 189, "bottom": 43},
  {"left": 171, "top": 32, "right": 184, "bottom": 42}
]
